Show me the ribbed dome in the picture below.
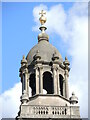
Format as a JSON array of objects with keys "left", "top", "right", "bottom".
[{"left": 26, "top": 40, "right": 63, "bottom": 65}]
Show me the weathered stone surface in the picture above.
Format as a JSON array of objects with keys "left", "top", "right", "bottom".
[{"left": 26, "top": 40, "right": 63, "bottom": 65}]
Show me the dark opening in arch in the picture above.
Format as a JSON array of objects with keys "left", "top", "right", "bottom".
[
  {"left": 59, "top": 74, "right": 63, "bottom": 96},
  {"left": 43, "top": 71, "right": 53, "bottom": 94},
  {"left": 29, "top": 73, "right": 36, "bottom": 96}
]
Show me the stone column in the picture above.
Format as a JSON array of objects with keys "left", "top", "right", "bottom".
[
  {"left": 20, "top": 55, "right": 29, "bottom": 104},
  {"left": 53, "top": 67, "right": 57, "bottom": 94},
  {"left": 63, "top": 78, "right": 65, "bottom": 97},
  {"left": 57, "top": 69, "right": 60, "bottom": 95},
  {"left": 65, "top": 69, "right": 69, "bottom": 99},
  {"left": 21, "top": 70, "right": 29, "bottom": 104},
  {"left": 25, "top": 68, "right": 29, "bottom": 97},
  {"left": 35, "top": 67, "right": 39, "bottom": 94},
  {"left": 63, "top": 56, "right": 70, "bottom": 99},
  {"left": 39, "top": 66, "right": 43, "bottom": 94},
  {"left": 22, "top": 68, "right": 29, "bottom": 96},
  {"left": 27, "top": 74, "right": 29, "bottom": 97}
]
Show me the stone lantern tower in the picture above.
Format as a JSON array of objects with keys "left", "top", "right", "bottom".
[{"left": 16, "top": 10, "right": 80, "bottom": 120}]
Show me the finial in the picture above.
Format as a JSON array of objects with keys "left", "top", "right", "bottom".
[
  {"left": 39, "top": 10, "right": 46, "bottom": 25},
  {"left": 69, "top": 92, "right": 78, "bottom": 104},
  {"left": 21, "top": 55, "right": 27, "bottom": 65},
  {"left": 38, "top": 10, "right": 49, "bottom": 42},
  {"left": 36, "top": 50, "right": 39, "bottom": 54},
  {"left": 23, "top": 55, "right": 25, "bottom": 60},
  {"left": 72, "top": 92, "right": 75, "bottom": 95},
  {"left": 63, "top": 56, "right": 70, "bottom": 71},
  {"left": 54, "top": 50, "right": 57, "bottom": 55},
  {"left": 52, "top": 50, "right": 59, "bottom": 61},
  {"left": 64, "top": 56, "right": 70, "bottom": 65},
  {"left": 65, "top": 56, "right": 68, "bottom": 60},
  {"left": 33, "top": 50, "right": 41, "bottom": 61}
]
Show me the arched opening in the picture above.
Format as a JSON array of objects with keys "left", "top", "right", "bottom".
[
  {"left": 29, "top": 73, "right": 36, "bottom": 96},
  {"left": 59, "top": 74, "right": 63, "bottom": 96},
  {"left": 43, "top": 71, "right": 53, "bottom": 94}
]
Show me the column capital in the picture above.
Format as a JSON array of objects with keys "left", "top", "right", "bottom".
[
  {"left": 34, "top": 66, "right": 39, "bottom": 70},
  {"left": 63, "top": 79, "right": 65, "bottom": 82},
  {"left": 64, "top": 65, "right": 70, "bottom": 71},
  {"left": 52, "top": 66, "right": 59, "bottom": 71},
  {"left": 65, "top": 70, "right": 69, "bottom": 77},
  {"left": 25, "top": 68, "right": 28, "bottom": 74},
  {"left": 39, "top": 66, "right": 43, "bottom": 70}
]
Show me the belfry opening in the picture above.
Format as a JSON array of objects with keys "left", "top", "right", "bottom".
[
  {"left": 59, "top": 74, "right": 63, "bottom": 96},
  {"left": 30, "top": 73, "right": 36, "bottom": 96},
  {"left": 43, "top": 71, "right": 53, "bottom": 94}
]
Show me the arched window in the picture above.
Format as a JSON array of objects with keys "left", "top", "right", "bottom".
[
  {"left": 29, "top": 73, "right": 36, "bottom": 96},
  {"left": 59, "top": 74, "right": 63, "bottom": 96},
  {"left": 43, "top": 71, "right": 53, "bottom": 94}
]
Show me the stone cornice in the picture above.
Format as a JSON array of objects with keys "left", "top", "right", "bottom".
[{"left": 29, "top": 94, "right": 70, "bottom": 103}]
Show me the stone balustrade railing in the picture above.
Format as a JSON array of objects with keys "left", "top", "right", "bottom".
[
  {"left": 20, "top": 105, "right": 80, "bottom": 118},
  {"left": 33, "top": 106, "right": 68, "bottom": 115}
]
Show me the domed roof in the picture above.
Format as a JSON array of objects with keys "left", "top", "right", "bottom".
[
  {"left": 27, "top": 10, "right": 63, "bottom": 65},
  {"left": 26, "top": 40, "right": 63, "bottom": 65}
]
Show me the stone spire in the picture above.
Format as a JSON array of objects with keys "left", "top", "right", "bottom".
[{"left": 38, "top": 10, "right": 49, "bottom": 42}]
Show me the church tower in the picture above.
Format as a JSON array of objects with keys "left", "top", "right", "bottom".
[{"left": 16, "top": 10, "right": 80, "bottom": 120}]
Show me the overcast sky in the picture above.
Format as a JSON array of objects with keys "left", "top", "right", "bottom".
[{"left": 0, "top": 2, "right": 88, "bottom": 119}]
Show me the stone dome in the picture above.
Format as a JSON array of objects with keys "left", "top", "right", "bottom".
[{"left": 26, "top": 40, "right": 63, "bottom": 65}]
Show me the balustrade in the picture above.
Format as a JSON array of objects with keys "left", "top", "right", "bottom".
[
  {"left": 52, "top": 107, "right": 67, "bottom": 115},
  {"left": 21, "top": 105, "right": 80, "bottom": 118},
  {"left": 33, "top": 106, "right": 48, "bottom": 115},
  {"left": 32, "top": 106, "right": 69, "bottom": 116}
]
